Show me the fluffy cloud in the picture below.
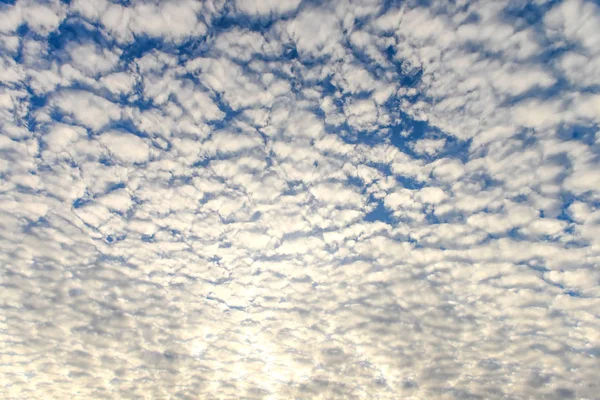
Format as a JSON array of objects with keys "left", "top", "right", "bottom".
[
  {"left": 1, "top": 0, "right": 599, "bottom": 399},
  {"left": 71, "top": 0, "right": 207, "bottom": 42},
  {"left": 235, "top": 0, "right": 301, "bottom": 17},
  {"left": 98, "top": 131, "right": 151, "bottom": 164}
]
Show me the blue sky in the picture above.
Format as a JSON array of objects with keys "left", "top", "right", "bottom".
[{"left": 1, "top": 0, "right": 599, "bottom": 398}]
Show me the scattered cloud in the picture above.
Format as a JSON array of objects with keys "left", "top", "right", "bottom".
[{"left": 1, "top": 0, "right": 599, "bottom": 399}]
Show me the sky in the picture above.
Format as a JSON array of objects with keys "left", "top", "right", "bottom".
[{"left": 0, "top": 0, "right": 599, "bottom": 398}]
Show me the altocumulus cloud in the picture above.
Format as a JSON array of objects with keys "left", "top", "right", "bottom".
[{"left": 1, "top": 0, "right": 599, "bottom": 399}]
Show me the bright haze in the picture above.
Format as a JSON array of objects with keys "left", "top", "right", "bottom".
[{"left": 1, "top": 0, "right": 599, "bottom": 399}]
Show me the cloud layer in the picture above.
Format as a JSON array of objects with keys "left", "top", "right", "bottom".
[{"left": 1, "top": 0, "right": 599, "bottom": 399}]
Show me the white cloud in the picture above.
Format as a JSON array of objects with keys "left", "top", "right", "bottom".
[
  {"left": 416, "top": 186, "right": 447, "bottom": 204},
  {"left": 545, "top": 0, "right": 600, "bottom": 54},
  {"left": 51, "top": 90, "right": 123, "bottom": 131},
  {"left": 44, "top": 123, "right": 86, "bottom": 153},
  {"left": 99, "top": 71, "right": 135, "bottom": 95},
  {"left": 187, "top": 57, "right": 281, "bottom": 110},
  {"left": 345, "top": 98, "right": 379, "bottom": 130},
  {"left": 412, "top": 138, "right": 446, "bottom": 156},
  {"left": 97, "top": 189, "right": 133, "bottom": 212},
  {"left": 279, "top": 8, "right": 343, "bottom": 58},
  {"left": 203, "top": 130, "right": 262, "bottom": 155},
  {"left": 1, "top": 0, "right": 600, "bottom": 399},
  {"left": 67, "top": 43, "right": 121, "bottom": 77},
  {"left": 213, "top": 28, "right": 282, "bottom": 62},
  {"left": 99, "top": 131, "right": 151, "bottom": 163},
  {"left": 310, "top": 181, "right": 364, "bottom": 208},
  {"left": 431, "top": 158, "right": 465, "bottom": 182},
  {"left": 235, "top": 0, "right": 301, "bottom": 16},
  {"left": 0, "top": 0, "right": 66, "bottom": 36},
  {"left": 73, "top": 0, "right": 207, "bottom": 43}
]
